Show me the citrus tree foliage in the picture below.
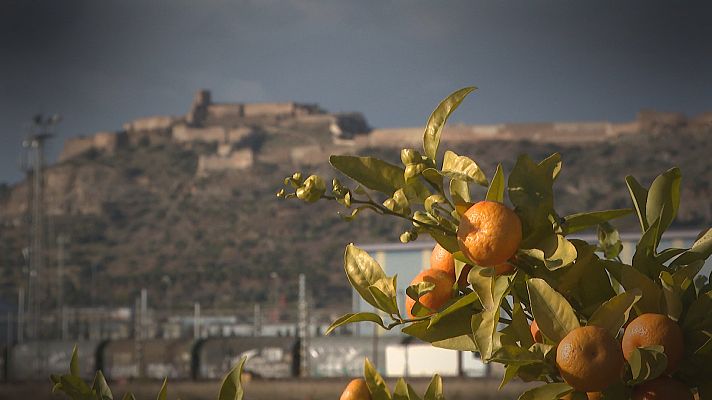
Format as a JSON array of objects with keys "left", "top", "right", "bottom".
[
  {"left": 49, "top": 348, "right": 443, "bottom": 400},
  {"left": 362, "top": 358, "right": 445, "bottom": 400},
  {"left": 50, "top": 346, "right": 248, "bottom": 400},
  {"left": 279, "top": 87, "right": 712, "bottom": 399}
]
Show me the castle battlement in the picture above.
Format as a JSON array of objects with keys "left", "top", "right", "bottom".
[{"left": 57, "top": 89, "right": 710, "bottom": 175}]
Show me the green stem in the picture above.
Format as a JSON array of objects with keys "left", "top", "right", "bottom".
[{"left": 320, "top": 193, "right": 457, "bottom": 236}]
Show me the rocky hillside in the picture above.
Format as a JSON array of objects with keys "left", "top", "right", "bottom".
[{"left": 0, "top": 126, "right": 710, "bottom": 314}]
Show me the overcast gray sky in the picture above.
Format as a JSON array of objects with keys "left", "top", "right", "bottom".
[{"left": 1, "top": 0, "right": 711, "bottom": 183}]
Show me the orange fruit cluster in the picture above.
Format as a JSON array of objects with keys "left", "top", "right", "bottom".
[
  {"left": 549, "top": 313, "right": 690, "bottom": 397},
  {"left": 622, "top": 313, "right": 685, "bottom": 374}
]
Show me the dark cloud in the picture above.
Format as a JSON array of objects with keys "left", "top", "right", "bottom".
[{"left": 1, "top": 0, "right": 711, "bottom": 182}]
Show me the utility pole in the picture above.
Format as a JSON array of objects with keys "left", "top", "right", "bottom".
[
  {"left": 22, "top": 114, "right": 60, "bottom": 340},
  {"left": 56, "top": 234, "right": 67, "bottom": 339},
  {"left": 298, "top": 273, "right": 308, "bottom": 377},
  {"left": 253, "top": 303, "right": 261, "bottom": 337},
  {"left": 17, "top": 287, "right": 24, "bottom": 344},
  {"left": 193, "top": 302, "right": 201, "bottom": 339}
]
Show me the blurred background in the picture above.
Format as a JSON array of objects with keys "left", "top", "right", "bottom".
[{"left": 0, "top": 1, "right": 711, "bottom": 399}]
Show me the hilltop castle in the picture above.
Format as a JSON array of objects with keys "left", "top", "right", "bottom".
[
  {"left": 59, "top": 90, "right": 371, "bottom": 174},
  {"left": 58, "top": 90, "right": 712, "bottom": 175}
]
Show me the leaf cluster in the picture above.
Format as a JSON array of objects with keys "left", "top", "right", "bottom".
[
  {"left": 362, "top": 358, "right": 445, "bottom": 400},
  {"left": 279, "top": 87, "right": 712, "bottom": 399},
  {"left": 51, "top": 346, "right": 247, "bottom": 400}
]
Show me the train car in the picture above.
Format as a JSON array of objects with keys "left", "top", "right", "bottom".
[
  {"left": 307, "top": 336, "right": 402, "bottom": 377},
  {"left": 194, "top": 336, "right": 298, "bottom": 379},
  {"left": 100, "top": 338, "right": 194, "bottom": 380},
  {"left": 8, "top": 340, "right": 100, "bottom": 380}
]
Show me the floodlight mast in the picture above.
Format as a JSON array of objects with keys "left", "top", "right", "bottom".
[{"left": 21, "top": 113, "right": 60, "bottom": 340}]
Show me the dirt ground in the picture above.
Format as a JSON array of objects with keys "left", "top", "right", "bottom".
[{"left": 0, "top": 377, "right": 538, "bottom": 399}]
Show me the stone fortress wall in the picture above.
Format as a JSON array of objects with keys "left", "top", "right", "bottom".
[{"left": 58, "top": 89, "right": 711, "bottom": 174}]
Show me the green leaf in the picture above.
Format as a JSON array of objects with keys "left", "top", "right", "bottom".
[
  {"left": 423, "top": 86, "right": 476, "bottom": 161},
  {"left": 429, "top": 291, "right": 479, "bottom": 327},
  {"left": 645, "top": 167, "right": 681, "bottom": 239},
  {"left": 588, "top": 289, "right": 642, "bottom": 337},
  {"left": 423, "top": 374, "right": 444, "bottom": 400},
  {"left": 602, "top": 261, "right": 663, "bottom": 314},
  {"left": 407, "top": 384, "right": 422, "bottom": 400},
  {"left": 471, "top": 271, "right": 511, "bottom": 359},
  {"left": 672, "top": 227, "right": 712, "bottom": 267},
  {"left": 509, "top": 295, "right": 535, "bottom": 349},
  {"left": 70, "top": 345, "right": 80, "bottom": 377},
  {"left": 538, "top": 152, "right": 562, "bottom": 181},
  {"left": 518, "top": 383, "right": 573, "bottom": 400},
  {"left": 660, "top": 271, "right": 683, "bottom": 321},
  {"left": 522, "top": 234, "right": 577, "bottom": 270},
  {"left": 403, "top": 318, "right": 478, "bottom": 351},
  {"left": 490, "top": 345, "right": 545, "bottom": 366},
  {"left": 628, "top": 345, "right": 668, "bottom": 384},
  {"left": 406, "top": 280, "right": 437, "bottom": 317},
  {"left": 562, "top": 209, "right": 632, "bottom": 235},
  {"left": 404, "top": 293, "right": 478, "bottom": 351},
  {"left": 500, "top": 364, "right": 519, "bottom": 390},
  {"left": 468, "top": 265, "right": 510, "bottom": 311},
  {"left": 693, "top": 331, "right": 712, "bottom": 355},
  {"left": 441, "top": 150, "right": 488, "bottom": 186},
  {"left": 57, "top": 375, "right": 93, "bottom": 400},
  {"left": 121, "top": 394, "right": 136, "bottom": 400},
  {"left": 625, "top": 175, "right": 649, "bottom": 232},
  {"left": 370, "top": 275, "right": 400, "bottom": 315},
  {"left": 485, "top": 163, "right": 505, "bottom": 202},
  {"left": 156, "top": 378, "right": 167, "bottom": 400},
  {"left": 526, "top": 278, "right": 581, "bottom": 343},
  {"left": 655, "top": 247, "right": 687, "bottom": 264},
  {"left": 330, "top": 155, "right": 406, "bottom": 195},
  {"left": 325, "top": 312, "right": 387, "bottom": 335},
  {"left": 632, "top": 217, "right": 665, "bottom": 279},
  {"left": 364, "top": 358, "right": 391, "bottom": 400},
  {"left": 91, "top": 371, "right": 113, "bottom": 400},
  {"left": 421, "top": 168, "right": 445, "bottom": 192},
  {"left": 427, "top": 229, "right": 460, "bottom": 254},
  {"left": 682, "top": 290, "right": 712, "bottom": 331},
  {"left": 508, "top": 154, "right": 556, "bottom": 245},
  {"left": 344, "top": 244, "right": 389, "bottom": 310},
  {"left": 218, "top": 356, "right": 247, "bottom": 400},
  {"left": 393, "top": 378, "right": 411, "bottom": 400},
  {"left": 449, "top": 178, "right": 470, "bottom": 207},
  {"left": 597, "top": 222, "right": 624, "bottom": 260}
]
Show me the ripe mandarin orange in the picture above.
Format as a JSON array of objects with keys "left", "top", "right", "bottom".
[
  {"left": 494, "top": 262, "right": 516, "bottom": 276},
  {"left": 457, "top": 201, "right": 522, "bottom": 266},
  {"left": 430, "top": 243, "right": 471, "bottom": 287},
  {"left": 631, "top": 377, "right": 693, "bottom": 400},
  {"left": 340, "top": 378, "right": 371, "bottom": 400},
  {"left": 405, "top": 269, "right": 455, "bottom": 318},
  {"left": 621, "top": 313, "right": 684, "bottom": 375},
  {"left": 556, "top": 325, "right": 624, "bottom": 392},
  {"left": 530, "top": 320, "right": 543, "bottom": 343}
]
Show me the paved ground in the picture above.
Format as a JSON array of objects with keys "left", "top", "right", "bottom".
[{"left": 0, "top": 377, "right": 538, "bottom": 399}]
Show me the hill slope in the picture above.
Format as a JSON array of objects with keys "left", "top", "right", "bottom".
[{"left": 0, "top": 128, "right": 710, "bottom": 315}]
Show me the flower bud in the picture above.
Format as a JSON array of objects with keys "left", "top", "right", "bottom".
[{"left": 295, "top": 175, "right": 325, "bottom": 203}]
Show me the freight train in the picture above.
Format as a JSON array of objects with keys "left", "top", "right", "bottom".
[{"left": 0, "top": 336, "right": 490, "bottom": 381}]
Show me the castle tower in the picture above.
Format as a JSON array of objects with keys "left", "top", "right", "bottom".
[{"left": 186, "top": 89, "right": 212, "bottom": 127}]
